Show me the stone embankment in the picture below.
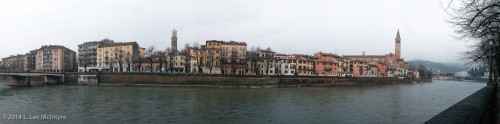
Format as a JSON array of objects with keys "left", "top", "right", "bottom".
[{"left": 68, "top": 72, "right": 418, "bottom": 88}]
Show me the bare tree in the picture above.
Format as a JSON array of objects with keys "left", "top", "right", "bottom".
[
  {"left": 164, "top": 47, "right": 171, "bottom": 73},
  {"left": 265, "top": 47, "right": 272, "bottom": 51},
  {"left": 193, "top": 42, "right": 199, "bottom": 49},
  {"left": 145, "top": 46, "right": 156, "bottom": 72},
  {"left": 197, "top": 51, "right": 203, "bottom": 73},
  {"left": 124, "top": 51, "right": 132, "bottom": 72},
  {"left": 133, "top": 53, "right": 144, "bottom": 72},
  {"left": 449, "top": 0, "right": 500, "bottom": 81},
  {"left": 155, "top": 51, "right": 166, "bottom": 72},
  {"left": 205, "top": 47, "right": 218, "bottom": 74},
  {"left": 0, "top": 62, "right": 4, "bottom": 72},
  {"left": 113, "top": 47, "right": 124, "bottom": 72},
  {"left": 167, "top": 48, "right": 175, "bottom": 73},
  {"left": 79, "top": 54, "right": 90, "bottom": 72},
  {"left": 99, "top": 38, "right": 115, "bottom": 44},
  {"left": 181, "top": 43, "right": 191, "bottom": 73},
  {"left": 247, "top": 48, "right": 260, "bottom": 75}
]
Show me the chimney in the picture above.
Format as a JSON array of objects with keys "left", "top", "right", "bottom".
[{"left": 362, "top": 51, "right": 365, "bottom": 56}]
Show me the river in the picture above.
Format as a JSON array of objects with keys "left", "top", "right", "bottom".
[{"left": 0, "top": 80, "right": 485, "bottom": 124}]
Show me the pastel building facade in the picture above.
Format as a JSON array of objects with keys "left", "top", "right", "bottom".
[
  {"left": 198, "top": 40, "right": 222, "bottom": 74},
  {"left": 35, "top": 45, "right": 77, "bottom": 72},
  {"left": 275, "top": 54, "right": 297, "bottom": 76},
  {"left": 295, "top": 54, "right": 315, "bottom": 76},
  {"left": 221, "top": 41, "right": 247, "bottom": 75},
  {"left": 96, "top": 42, "right": 139, "bottom": 72},
  {"left": 77, "top": 40, "right": 113, "bottom": 72},
  {"left": 257, "top": 50, "right": 277, "bottom": 75},
  {"left": 351, "top": 60, "right": 367, "bottom": 77},
  {"left": 313, "top": 52, "right": 337, "bottom": 76}
]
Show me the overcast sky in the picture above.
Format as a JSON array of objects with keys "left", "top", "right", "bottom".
[{"left": 0, "top": 0, "right": 471, "bottom": 63}]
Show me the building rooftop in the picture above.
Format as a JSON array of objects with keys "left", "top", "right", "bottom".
[
  {"left": 395, "top": 29, "right": 401, "bottom": 42},
  {"left": 206, "top": 40, "right": 224, "bottom": 43},
  {"left": 98, "top": 42, "right": 138, "bottom": 48},
  {"left": 222, "top": 41, "right": 247, "bottom": 45},
  {"left": 258, "top": 49, "right": 276, "bottom": 53},
  {"left": 37, "top": 45, "right": 73, "bottom": 52},
  {"left": 316, "top": 52, "right": 340, "bottom": 58},
  {"left": 344, "top": 55, "right": 386, "bottom": 58}
]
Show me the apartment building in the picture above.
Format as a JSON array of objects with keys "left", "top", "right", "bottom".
[
  {"left": 35, "top": 45, "right": 77, "bottom": 72},
  {"left": 96, "top": 42, "right": 139, "bottom": 72}
]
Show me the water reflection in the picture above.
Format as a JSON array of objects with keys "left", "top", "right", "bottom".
[{"left": 0, "top": 80, "right": 486, "bottom": 124}]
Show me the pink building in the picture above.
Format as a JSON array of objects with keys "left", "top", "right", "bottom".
[
  {"left": 351, "top": 60, "right": 367, "bottom": 77},
  {"left": 35, "top": 45, "right": 77, "bottom": 72}
]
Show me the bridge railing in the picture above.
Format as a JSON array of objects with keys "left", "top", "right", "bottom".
[
  {"left": 0, "top": 70, "right": 65, "bottom": 74},
  {"left": 425, "top": 81, "right": 496, "bottom": 124}
]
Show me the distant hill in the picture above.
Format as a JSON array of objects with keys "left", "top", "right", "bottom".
[{"left": 407, "top": 59, "right": 467, "bottom": 73}]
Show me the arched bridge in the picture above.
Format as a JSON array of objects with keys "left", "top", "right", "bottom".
[{"left": 0, "top": 72, "right": 65, "bottom": 86}]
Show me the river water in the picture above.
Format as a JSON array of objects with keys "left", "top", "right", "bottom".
[{"left": 0, "top": 80, "right": 485, "bottom": 124}]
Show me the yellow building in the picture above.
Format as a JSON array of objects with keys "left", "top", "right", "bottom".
[
  {"left": 246, "top": 51, "right": 259, "bottom": 75},
  {"left": 294, "top": 54, "right": 315, "bottom": 76},
  {"left": 97, "top": 42, "right": 139, "bottom": 72},
  {"left": 187, "top": 47, "right": 200, "bottom": 73},
  {"left": 138, "top": 47, "right": 145, "bottom": 58},
  {"left": 198, "top": 40, "right": 223, "bottom": 74}
]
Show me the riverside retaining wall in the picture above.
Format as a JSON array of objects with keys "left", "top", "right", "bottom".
[
  {"left": 0, "top": 75, "right": 50, "bottom": 85},
  {"left": 71, "top": 72, "right": 414, "bottom": 87}
]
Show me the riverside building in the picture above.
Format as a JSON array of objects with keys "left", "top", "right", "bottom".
[
  {"left": 96, "top": 42, "right": 139, "bottom": 72},
  {"left": 35, "top": 45, "right": 77, "bottom": 72}
]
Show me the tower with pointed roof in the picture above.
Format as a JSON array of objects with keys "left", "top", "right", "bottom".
[
  {"left": 395, "top": 30, "right": 401, "bottom": 59},
  {"left": 171, "top": 29, "right": 178, "bottom": 53}
]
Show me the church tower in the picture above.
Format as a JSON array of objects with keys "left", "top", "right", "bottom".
[
  {"left": 171, "top": 29, "right": 177, "bottom": 53},
  {"left": 395, "top": 30, "right": 401, "bottom": 59}
]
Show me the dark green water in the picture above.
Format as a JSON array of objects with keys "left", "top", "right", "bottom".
[{"left": 0, "top": 80, "right": 485, "bottom": 124}]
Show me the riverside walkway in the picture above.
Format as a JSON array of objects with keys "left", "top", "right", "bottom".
[{"left": 426, "top": 81, "right": 497, "bottom": 124}]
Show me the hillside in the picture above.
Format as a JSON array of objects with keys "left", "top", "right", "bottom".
[{"left": 407, "top": 59, "right": 466, "bottom": 73}]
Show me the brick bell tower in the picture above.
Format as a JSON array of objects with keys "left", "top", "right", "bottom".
[{"left": 395, "top": 29, "right": 401, "bottom": 59}]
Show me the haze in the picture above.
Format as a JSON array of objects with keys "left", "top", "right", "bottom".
[{"left": 0, "top": 0, "right": 469, "bottom": 63}]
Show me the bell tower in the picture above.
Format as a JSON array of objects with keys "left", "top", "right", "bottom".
[
  {"left": 171, "top": 29, "right": 177, "bottom": 53},
  {"left": 395, "top": 30, "right": 401, "bottom": 59}
]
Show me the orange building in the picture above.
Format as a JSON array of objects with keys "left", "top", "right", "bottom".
[
  {"left": 313, "top": 52, "right": 336, "bottom": 76},
  {"left": 351, "top": 60, "right": 367, "bottom": 77}
]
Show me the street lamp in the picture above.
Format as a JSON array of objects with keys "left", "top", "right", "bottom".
[{"left": 488, "top": 40, "right": 493, "bottom": 85}]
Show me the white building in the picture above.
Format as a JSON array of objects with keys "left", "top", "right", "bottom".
[{"left": 455, "top": 71, "right": 470, "bottom": 77}]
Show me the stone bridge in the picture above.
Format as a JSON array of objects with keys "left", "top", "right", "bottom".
[{"left": 0, "top": 72, "right": 65, "bottom": 86}]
